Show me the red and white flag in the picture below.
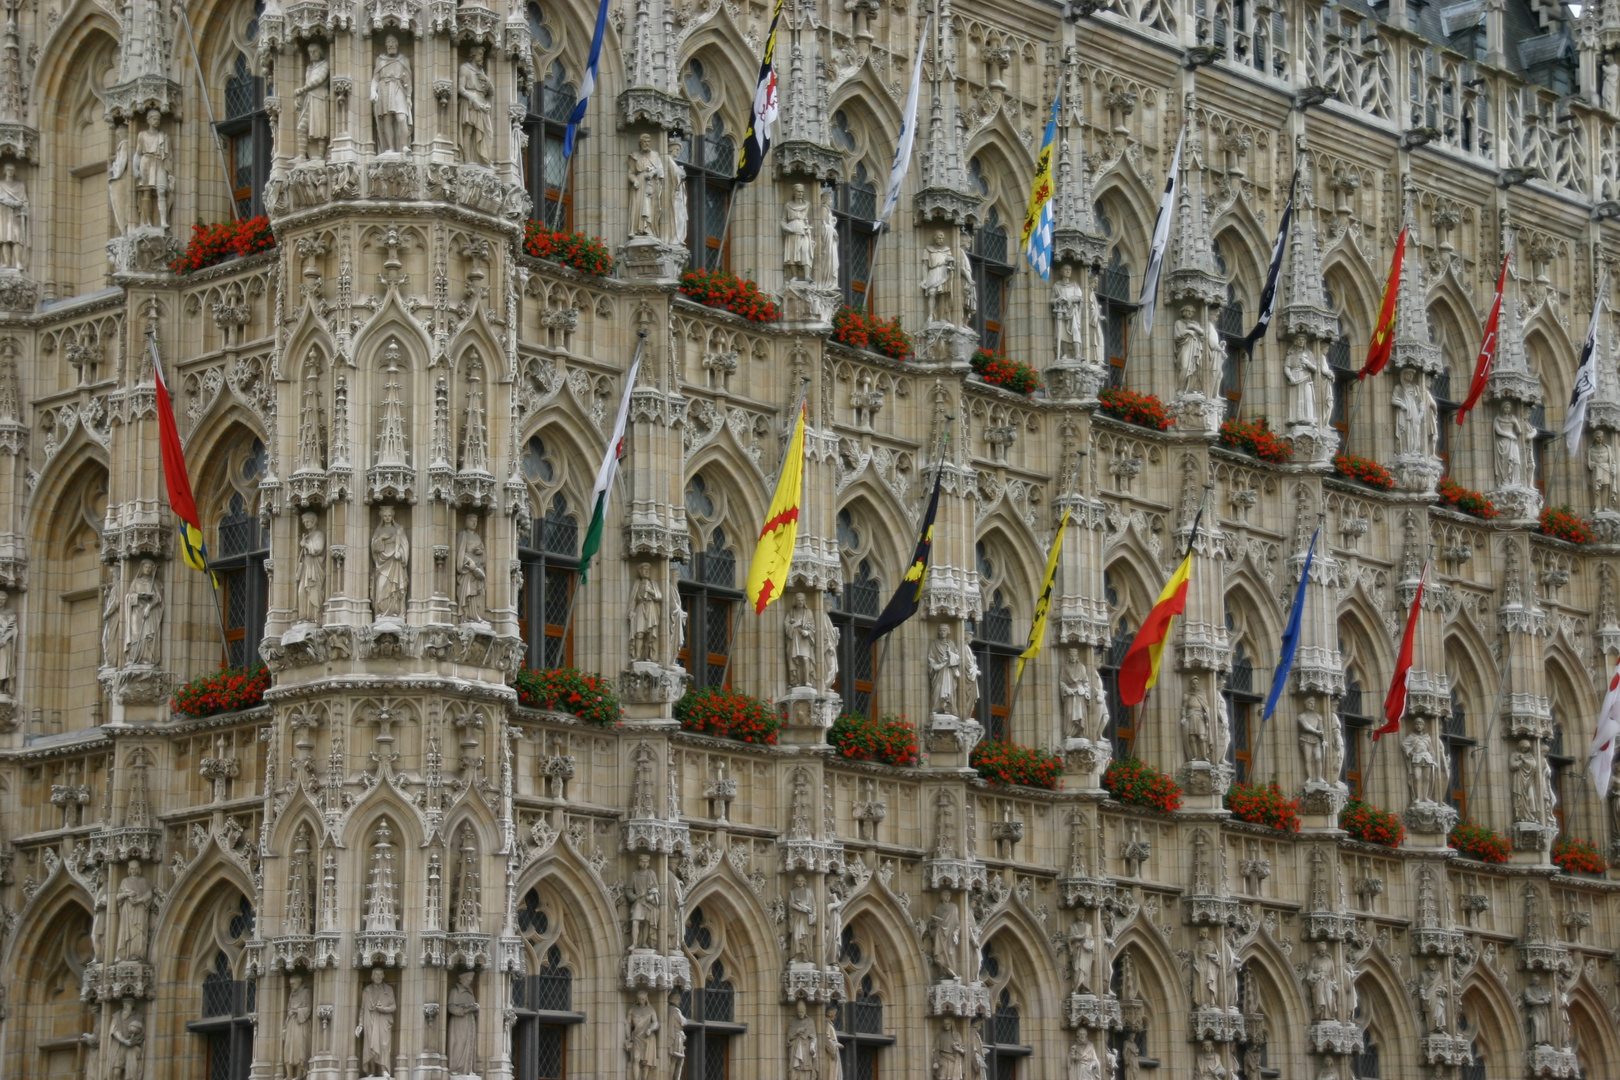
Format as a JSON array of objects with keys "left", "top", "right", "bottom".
[
  {"left": 1374, "top": 563, "right": 1427, "bottom": 740},
  {"left": 1457, "top": 253, "right": 1509, "bottom": 427},
  {"left": 1589, "top": 654, "right": 1620, "bottom": 796}
]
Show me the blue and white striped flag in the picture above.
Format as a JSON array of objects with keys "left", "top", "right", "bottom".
[
  {"left": 1019, "top": 92, "right": 1060, "bottom": 280},
  {"left": 564, "top": 0, "right": 610, "bottom": 158}
]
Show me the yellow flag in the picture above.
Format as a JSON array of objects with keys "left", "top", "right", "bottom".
[
  {"left": 746, "top": 403, "right": 807, "bottom": 613},
  {"left": 1015, "top": 507, "right": 1069, "bottom": 683}
]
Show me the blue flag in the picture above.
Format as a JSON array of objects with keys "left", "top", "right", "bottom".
[
  {"left": 564, "top": 0, "right": 610, "bottom": 158},
  {"left": 1263, "top": 527, "right": 1317, "bottom": 721}
]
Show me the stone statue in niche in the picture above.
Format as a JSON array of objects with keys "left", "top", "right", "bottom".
[
  {"left": 625, "top": 990, "right": 659, "bottom": 1080},
  {"left": 1298, "top": 696, "right": 1327, "bottom": 784},
  {"left": 921, "top": 230, "right": 957, "bottom": 323},
  {"left": 124, "top": 559, "right": 163, "bottom": 666},
  {"left": 1284, "top": 337, "right": 1325, "bottom": 425},
  {"left": 1053, "top": 264, "right": 1089, "bottom": 361},
  {"left": 0, "top": 163, "right": 28, "bottom": 270},
  {"left": 358, "top": 968, "right": 396, "bottom": 1076},
  {"left": 1090, "top": 666, "right": 1109, "bottom": 742},
  {"left": 1174, "top": 307, "right": 1207, "bottom": 395},
  {"left": 660, "top": 137, "right": 687, "bottom": 247},
  {"left": 814, "top": 188, "right": 838, "bottom": 290},
  {"left": 283, "top": 973, "right": 313, "bottom": 1080},
  {"left": 782, "top": 183, "right": 814, "bottom": 279},
  {"left": 1067, "top": 918, "right": 1095, "bottom": 993},
  {"left": 107, "top": 999, "right": 145, "bottom": 1080},
  {"left": 0, "top": 589, "right": 16, "bottom": 694},
  {"left": 1511, "top": 739, "right": 1540, "bottom": 822},
  {"left": 1192, "top": 1040, "right": 1225, "bottom": 1080},
  {"left": 1493, "top": 400, "right": 1531, "bottom": 487},
  {"left": 1538, "top": 752, "right": 1559, "bottom": 827},
  {"left": 1306, "top": 942, "right": 1339, "bottom": 1020},
  {"left": 294, "top": 41, "right": 331, "bottom": 162},
  {"left": 629, "top": 563, "right": 662, "bottom": 663},
  {"left": 786, "top": 999, "right": 818, "bottom": 1080},
  {"left": 628, "top": 133, "right": 664, "bottom": 238},
  {"left": 934, "top": 1019, "right": 968, "bottom": 1080},
  {"left": 133, "top": 110, "right": 171, "bottom": 230},
  {"left": 1524, "top": 974, "right": 1554, "bottom": 1046},
  {"left": 1606, "top": 59, "right": 1620, "bottom": 114},
  {"left": 787, "top": 873, "right": 816, "bottom": 962},
  {"left": 928, "top": 889, "right": 961, "bottom": 980},
  {"left": 1180, "top": 676, "right": 1212, "bottom": 762},
  {"left": 371, "top": 34, "right": 414, "bottom": 155},
  {"left": 961, "top": 645, "right": 980, "bottom": 723},
  {"left": 625, "top": 854, "right": 661, "bottom": 951},
  {"left": 667, "top": 993, "right": 688, "bottom": 1080},
  {"left": 370, "top": 505, "right": 410, "bottom": 619},
  {"left": 822, "top": 1006, "right": 842, "bottom": 1080},
  {"left": 115, "top": 860, "right": 154, "bottom": 961},
  {"left": 458, "top": 45, "right": 495, "bottom": 167},
  {"left": 455, "top": 514, "right": 487, "bottom": 624},
  {"left": 1060, "top": 647, "right": 1089, "bottom": 739},
  {"left": 1420, "top": 959, "right": 1448, "bottom": 1031},
  {"left": 296, "top": 511, "right": 326, "bottom": 624},
  {"left": 446, "top": 970, "right": 481, "bottom": 1076},
  {"left": 1402, "top": 716, "right": 1440, "bottom": 805},
  {"left": 1588, "top": 429, "right": 1616, "bottom": 509},
  {"left": 1391, "top": 368, "right": 1435, "bottom": 458},
  {"left": 929, "top": 623, "right": 962, "bottom": 715},
  {"left": 1192, "top": 928, "right": 1219, "bottom": 1006},
  {"left": 102, "top": 563, "right": 124, "bottom": 668},
  {"left": 1325, "top": 709, "right": 1345, "bottom": 786},
  {"left": 1070, "top": 1032, "right": 1103, "bottom": 1080},
  {"left": 819, "top": 602, "right": 839, "bottom": 694},
  {"left": 785, "top": 592, "right": 816, "bottom": 687}
]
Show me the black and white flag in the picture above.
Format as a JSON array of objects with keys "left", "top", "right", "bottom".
[
  {"left": 1241, "top": 170, "right": 1296, "bottom": 356},
  {"left": 1566, "top": 272, "right": 1607, "bottom": 456},
  {"left": 1137, "top": 124, "right": 1185, "bottom": 337}
]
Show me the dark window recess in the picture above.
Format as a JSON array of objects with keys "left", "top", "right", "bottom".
[
  {"left": 1328, "top": 338, "right": 1356, "bottom": 453},
  {"left": 511, "top": 889, "right": 584, "bottom": 1080},
  {"left": 217, "top": 51, "right": 271, "bottom": 219},
  {"left": 522, "top": 60, "right": 579, "bottom": 230},
  {"left": 835, "top": 163, "right": 880, "bottom": 309},
  {"left": 1217, "top": 286, "right": 1246, "bottom": 420},
  {"left": 677, "top": 529, "right": 739, "bottom": 690},
  {"left": 1338, "top": 669, "right": 1371, "bottom": 799},
  {"left": 518, "top": 492, "right": 579, "bottom": 670},
  {"left": 1432, "top": 372, "right": 1458, "bottom": 477},
  {"left": 970, "top": 210, "right": 1013, "bottom": 353},
  {"left": 681, "top": 908, "right": 746, "bottom": 1080},
  {"left": 1350, "top": 1041, "right": 1381, "bottom": 1079},
  {"left": 1101, "top": 618, "right": 1136, "bottom": 756},
  {"left": 1098, "top": 248, "right": 1133, "bottom": 388},
  {"left": 972, "top": 584, "right": 1019, "bottom": 744},
  {"left": 214, "top": 490, "right": 268, "bottom": 669},
  {"left": 680, "top": 116, "right": 736, "bottom": 271},
  {"left": 1223, "top": 640, "right": 1262, "bottom": 782},
  {"left": 831, "top": 560, "right": 881, "bottom": 719},
  {"left": 832, "top": 942, "right": 894, "bottom": 1080},
  {"left": 1547, "top": 719, "right": 1571, "bottom": 836},
  {"left": 188, "top": 949, "right": 255, "bottom": 1080},
  {"left": 984, "top": 988, "right": 1031, "bottom": 1080}
]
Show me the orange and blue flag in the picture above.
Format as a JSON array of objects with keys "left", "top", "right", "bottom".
[
  {"left": 150, "top": 333, "right": 212, "bottom": 581},
  {"left": 1358, "top": 227, "right": 1406, "bottom": 380}
]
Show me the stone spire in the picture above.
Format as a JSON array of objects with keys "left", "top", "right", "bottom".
[
  {"left": 914, "top": 3, "right": 979, "bottom": 224},
  {"left": 1165, "top": 98, "right": 1224, "bottom": 309},
  {"left": 773, "top": 0, "right": 841, "bottom": 182},
  {"left": 1389, "top": 179, "right": 1440, "bottom": 375},
  {"left": 1486, "top": 223, "right": 1540, "bottom": 405},
  {"left": 1052, "top": 48, "right": 1106, "bottom": 273},
  {"left": 618, "top": 0, "right": 691, "bottom": 131},
  {"left": 106, "top": 0, "right": 180, "bottom": 120},
  {"left": 1278, "top": 147, "right": 1335, "bottom": 343}
]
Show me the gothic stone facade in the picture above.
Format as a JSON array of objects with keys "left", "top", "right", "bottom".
[{"left": 6, "top": 0, "right": 1620, "bottom": 1078}]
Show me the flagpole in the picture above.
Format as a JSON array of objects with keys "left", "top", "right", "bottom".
[
  {"left": 858, "top": 223, "right": 885, "bottom": 313},
  {"left": 548, "top": 156, "right": 577, "bottom": 233}
]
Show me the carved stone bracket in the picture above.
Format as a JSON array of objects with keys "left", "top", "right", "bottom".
[
  {"left": 90, "top": 826, "right": 163, "bottom": 866},
  {"left": 81, "top": 961, "right": 156, "bottom": 1003},
  {"left": 1065, "top": 993, "right": 1123, "bottom": 1031},
  {"left": 1182, "top": 895, "right": 1244, "bottom": 926},
  {"left": 924, "top": 858, "right": 987, "bottom": 894},
  {"left": 1057, "top": 876, "right": 1119, "bottom": 910},
  {"left": 622, "top": 951, "right": 692, "bottom": 991},
  {"left": 1516, "top": 941, "right": 1573, "bottom": 974},
  {"left": 779, "top": 966, "right": 846, "bottom": 1004},
  {"left": 98, "top": 667, "right": 174, "bottom": 706},
  {"left": 925, "top": 979, "right": 992, "bottom": 1018},
  {"left": 622, "top": 818, "right": 690, "bottom": 856},
  {"left": 270, "top": 935, "right": 318, "bottom": 972},
  {"left": 1402, "top": 800, "right": 1459, "bottom": 836},
  {"left": 778, "top": 838, "right": 844, "bottom": 875},
  {"left": 617, "top": 88, "right": 692, "bottom": 132},
  {"left": 1420, "top": 1034, "right": 1475, "bottom": 1066},
  {"left": 772, "top": 139, "right": 844, "bottom": 183},
  {"left": 619, "top": 662, "right": 689, "bottom": 705},
  {"left": 353, "top": 931, "right": 408, "bottom": 968},
  {"left": 1410, "top": 927, "right": 1465, "bottom": 957},
  {"left": 1187, "top": 1006, "right": 1245, "bottom": 1043},
  {"left": 1308, "top": 1020, "right": 1363, "bottom": 1054},
  {"left": 1302, "top": 912, "right": 1358, "bottom": 942},
  {"left": 1526, "top": 1045, "right": 1582, "bottom": 1078}
]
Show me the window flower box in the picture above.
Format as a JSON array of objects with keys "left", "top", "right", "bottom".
[
  {"left": 1102, "top": 757, "right": 1183, "bottom": 812},
  {"left": 1333, "top": 454, "right": 1395, "bottom": 491},
  {"left": 679, "top": 269, "right": 781, "bottom": 323},
  {"left": 831, "top": 306, "right": 911, "bottom": 360},
  {"left": 1447, "top": 819, "right": 1509, "bottom": 863},
  {"left": 674, "top": 686, "right": 782, "bottom": 744},
  {"left": 1552, "top": 836, "right": 1605, "bottom": 875},
  {"left": 1220, "top": 417, "right": 1293, "bottom": 463},
  {"left": 523, "top": 222, "right": 615, "bottom": 277},
  {"left": 970, "top": 739, "right": 1062, "bottom": 789},
  {"left": 970, "top": 349, "right": 1042, "bottom": 395},
  {"left": 172, "top": 664, "right": 270, "bottom": 718},
  {"left": 513, "top": 667, "right": 622, "bottom": 726},
  {"left": 1098, "top": 387, "right": 1172, "bottom": 431},
  {"left": 1437, "top": 479, "right": 1498, "bottom": 520},
  {"left": 1224, "top": 782, "right": 1301, "bottom": 831},
  {"left": 1539, "top": 506, "right": 1593, "bottom": 544},
  {"left": 1340, "top": 798, "right": 1404, "bottom": 847},
  {"left": 170, "top": 216, "right": 276, "bottom": 275},
  {"left": 828, "top": 712, "right": 919, "bottom": 766}
]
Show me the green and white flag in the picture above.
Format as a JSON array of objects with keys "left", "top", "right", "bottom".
[{"left": 579, "top": 339, "right": 643, "bottom": 583}]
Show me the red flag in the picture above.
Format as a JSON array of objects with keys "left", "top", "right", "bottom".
[
  {"left": 1374, "top": 562, "right": 1426, "bottom": 740},
  {"left": 1358, "top": 228, "right": 1406, "bottom": 381},
  {"left": 1117, "top": 550, "right": 1194, "bottom": 707},
  {"left": 1457, "top": 254, "right": 1509, "bottom": 426},
  {"left": 152, "top": 336, "right": 211, "bottom": 575}
]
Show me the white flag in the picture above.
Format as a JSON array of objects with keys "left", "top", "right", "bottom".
[
  {"left": 879, "top": 17, "right": 930, "bottom": 226},
  {"left": 1590, "top": 654, "right": 1620, "bottom": 797},
  {"left": 1566, "top": 272, "right": 1606, "bottom": 456},
  {"left": 1137, "top": 124, "right": 1185, "bottom": 338}
]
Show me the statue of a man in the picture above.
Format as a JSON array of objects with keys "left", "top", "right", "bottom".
[
  {"left": 921, "top": 231, "right": 956, "bottom": 323},
  {"left": 446, "top": 970, "right": 481, "bottom": 1076},
  {"left": 625, "top": 854, "right": 660, "bottom": 950},
  {"left": 782, "top": 183, "right": 814, "bottom": 279},
  {"left": 1589, "top": 429, "right": 1617, "bottom": 509},
  {"left": 788, "top": 873, "right": 817, "bottom": 962},
  {"left": 785, "top": 592, "right": 816, "bottom": 687},
  {"left": 1193, "top": 928, "right": 1219, "bottom": 1006},
  {"left": 1421, "top": 959, "right": 1448, "bottom": 1032},
  {"left": 133, "top": 110, "right": 170, "bottom": 229},
  {"left": 819, "top": 603, "right": 840, "bottom": 694},
  {"left": 1068, "top": 919, "right": 1095, "bottom": 993},
  {"left": 629, "top": 564, "right": 662, "bottom": 663},
  {"left": 928, "top": 890, "right": 961, "bottom": 980},
  {"left": 358, "top": 968, "right": 396, "bottom": 1076},
  {"left": 1193, "top": 1041, "right": 1226, "bottom": 1080},
  {"left": 787, "top": 1000, "right": 818, "bottom": 1080},
  {"left": 370, "top": 505, "right": 410, "bottom": 618},
  {"left": 1494, "top": 400, "right": 1530, "bottom": 486},
  {"left": 294, "top": 42, "right": 331, "bottom": 161},
  {"left": 1054, "top": 263, "right": 1088, "bottom": 360},
  {"left": 814, "top": 187, "right": 839, "bottom": 289},
  {"left": 0, "top": 589, "right": 17, "bottom": 693},
  {"left": 296, "top": 512, "right": 326, "bottom": 624},
  {"left": 1298, "top": 696, "right": 1326, "bottom": 784},
  {"left": 102, "top": 565, "right": 124, "bottom": 668},
  {"left": 115, "top": 860, "right": 153, "bottom": 961},
  {"left": 0, "top": 162, "right": 28, "bottom": 269},
  {"left": 455, "top": 514, "right": 487, "bottom": 623},
  {"left": 660, "top": 136, "right": 688, "bottom": 247},
  {"left": 107, "top": 1001, "right": 145, "bottom": 1080},
  {"left": 929, "top": 623, "right": 961, "bottom": 715},
  {"left": 628, "top": 133, "right": 664, "bottom": 237},
  {"left": 458, "top": 45, "right": 495, "bottom": 166},
  {"left": 1284, "top": 337, "right": 1322, "bottom": 424},
  {"left": 625, "top": 991, "right": 660, "bottom": 1080},
  {"left": 1523, "top": 974, "right": 1554, "bottom": 1046},
  {"left": 1403, "top": 716, "right": 1440, "bottom": 804},
  {"left": 1307, "top": 942, "right": 1339, "bottom": 1020},
  {"left": 1181, "top": 676, "right": 1212, "bottom": 762},
  {"left": 371, "top": 34, "right": 414, "bottom": 154},
  {"left": 1174, "top": 307, "right": 1206, "bottom": 395},
  {"left": 123, "top": 559, "right": 163, "bottom": 666},
  {"left": 1511, "top": 740, "right": 1540, "bottom": 822},
  {"left": 283, "top": 973, "right": 314, "bottom": 1080},
  {"left": 1060, "top": 647, "right": 1089, "bottom": 739},
  {"left": 934, "top": 1019, "right": 968, "bottom": 1080},
  {"left": 1392, "top": 367, "right": 1434, "bottom": 458}
]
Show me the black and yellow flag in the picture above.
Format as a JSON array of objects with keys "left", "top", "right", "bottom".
[
  {"left": 734, "top": 0, "right": 784, "bottom": 184},
  {"left": 1015, "top": 507, "right": 1069, "bottom": 682},
  {"left": 869, "top": 470, "right": 942, "bottom": 641}
]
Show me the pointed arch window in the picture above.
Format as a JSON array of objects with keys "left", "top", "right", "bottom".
[
  {"left": 186, "top": 897, "right": 256, "bottom": 1080},
  {"left": 970, "top": 206, "right": 1013, "bottom": 352},
  {"left": 1222, "top": 631, "right": 1261, "bottom": 782},
  {"left": 213, "top": 439, "right": 269, "bottom": 667},
  {"left": 523, "top": 58, "right": 579, "bottom": 230},
  {"left": 832, "top": 927, "right": 893, "bottom": 1076},
  {"left": 511, "top": 889, "right": 585, "bottom": 1080},
  {"left": 835, "top": 158, "right": 880, "bottom": 308},
  {"left": 1547, "top": 709, "right": 1571, "bottom": 836},
  {"left": 218, "top": 27, "right": 271, "bottom": 219},
  {"left": 984, "top": 986, "right": 1031, "bottom": 1077},
  {"left": 678, "top": 480, "right": 741, "bottom": 688},
  {"left": 1100, "top": 573, "right": 1138, "bottom": 756},
  {"left": 1350, "top": 1039, "right": 1381, "bottom": 1078},
  {"left": 1322, "top": 285, "right": 1357, "bottom": 453},
  {"left": 1338, "top": 660, "right": 1372, "bottom": 798},
  {"left": 830, "top": 539, "right": 882, "bottom": 719},
  {"left": 679, "top": 105, "right": 736, "bottom": 271},
  {"left": 970, "top": 543, "right": 1020, "bottom": 743},
  {"left": 1097, "top": 245, "right": 1134, "bottom": 388},
  {"left": 518, "top": 447, "right": 579, "bottom": 668},
  {"left": 1442, "top": 684, "right": 1472, "bottom": 818},
  {"left": 681, "top": 907, "right": 746, "bottom": 1080}
]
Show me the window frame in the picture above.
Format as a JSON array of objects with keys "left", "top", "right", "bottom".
[
  {"left": 522, "top": 61, "right": 579, "bottom": 232},
  {"left": 681, "top": 909, "right": 746, "bottom": 1080},
  {"left": 1222, "top": 641, "right": 1262, "bottom": 783},
  {"left": 517, "top": 493, "right": 580, "bottom": 671},
  {"left": 830, "top": 566, "right": 880, "bottom": 720},
  {"left": 677, "top": 532, "right": 741, "bottom": 690},
  {"left": 969, "top": 214, "right": 1014, "bottom": 354},
  {"left": 679, "top": 115, "right": 736, "bottom": 272},
  {"left": 834, "top": 165, "right": 880, "bottom": 309},
  {"left": 212, "top": 486, "right": 268, "bottom": 669},
  {"left": 1338, "top": 670, "right": 1372, "bottom": 799},
  {"left": 216, "top": 52, "right": 271, "bottom": 220}
]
